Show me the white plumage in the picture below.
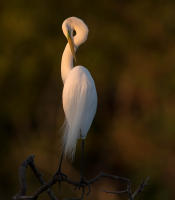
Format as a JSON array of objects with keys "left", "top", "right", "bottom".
[{"left": 61, "top": 17, "right": 97, "bottom": 159}]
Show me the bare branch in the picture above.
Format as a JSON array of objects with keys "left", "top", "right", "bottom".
[
  {"left": 18, "top": 155, "right": 35, "bottom": 196},
  {"left": 13, "top": 155, "right": 57, "bottom": 200},
  {"left": 13, "top": 156, "right": 149, "bottom": 200},
  {"left": 103, "top": 176, "right": 149, "bottom": 200},
  {"left": 29, "top": 159, "right": 58, "bottom": 200}
]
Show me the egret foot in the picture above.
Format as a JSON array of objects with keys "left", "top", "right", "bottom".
[
  {"left": 54, "top": 169, "right": 67, "bottom": 190},
  {"left": 74, "top": 177, "right": 91, "bottom": 196},
  {"left": 54, "top": 151, "right": 67, "bottom": 186},
  {"left": 54, "top": 170, "right": 67, "bottom": 182}
]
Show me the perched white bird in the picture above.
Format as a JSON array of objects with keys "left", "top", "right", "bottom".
[{"left": 61, "top": 17, "right": 97, "bottom": 159}]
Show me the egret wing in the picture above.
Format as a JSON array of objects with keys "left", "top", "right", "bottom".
[{"left": 62, "top": 66, "right": 97, "bottom": 158}]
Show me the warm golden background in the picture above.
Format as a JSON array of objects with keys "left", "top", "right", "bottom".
[{"left": 1, "top": 0, "right": 175, "bottom": 199}]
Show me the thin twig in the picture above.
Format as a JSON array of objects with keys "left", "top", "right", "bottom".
[
  {"left": 104, "top": 176, "right": 149, "bottom": 200},
  {"left": 127, "top": 181, "right": 133, "bottom": 200},
  {"left": 131, "top": 176, "right": 149, "bottom": 199},
  {"left": 88, "top": 172, "right": 130, "bottom": 184},
  {"left": 104, "top": 189, "right": 128, "bottom": 194}
]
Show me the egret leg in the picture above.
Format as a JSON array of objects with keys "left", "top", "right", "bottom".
[
  {"left": 79, "top": 139, "right": 91, "bottom": 195},
  {"left": 81, "top": 139, "right": 85, "bottom": 180},
  {"left": 57, "top": 151, "right": 64, "bottom": 173},
  {"left": 54, "top": 151, "right": 67, "bottom": 183},
  {"left": 75, "top": 139, "right": 86, "bottom": 189},
  {"left": 74, "top": 139, "right": 91, "bottom": 196}
]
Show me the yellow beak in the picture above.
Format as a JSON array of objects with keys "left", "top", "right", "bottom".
[{"left": 67, "top": 33, "right": 76, "bottom": 62}]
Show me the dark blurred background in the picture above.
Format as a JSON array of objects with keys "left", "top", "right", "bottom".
[{"left": 1, "top": 0, "right": 175, "bottom": 199}]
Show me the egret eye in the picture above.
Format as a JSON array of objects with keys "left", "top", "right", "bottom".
[{"left": 73, "top": 30, "right": 76, "bottom": 36}]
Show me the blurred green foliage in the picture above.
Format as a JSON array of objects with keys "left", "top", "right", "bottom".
[{"left": 0, "top": 0, "right": 175, "bottom": 199}]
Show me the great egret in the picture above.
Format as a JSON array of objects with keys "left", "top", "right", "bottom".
[{"left": 61, "top": 16, "right": 97, "bottom": 162}]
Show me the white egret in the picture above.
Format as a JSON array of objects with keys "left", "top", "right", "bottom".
[{"left": 60, "top": 16, "right": 97, "bottom": 163}]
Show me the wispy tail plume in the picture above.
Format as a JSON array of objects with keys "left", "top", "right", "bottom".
[{"left": 62, "top": 118, "right": 81, "bottom": 160}]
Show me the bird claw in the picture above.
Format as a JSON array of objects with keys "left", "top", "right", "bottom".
[
  {"left": 74, "top": 177, "right": 91, "bottom": 195},
  {"left": 80, "top": 177, "right": 87, "bottom": 186},
  {"left": 54, "top": 170, "right": 67, "bottom": 182}
]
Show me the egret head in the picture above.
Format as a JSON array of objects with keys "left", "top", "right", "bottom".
[{"left": 62, "top": 17, "right": 89, "bottom": 62}]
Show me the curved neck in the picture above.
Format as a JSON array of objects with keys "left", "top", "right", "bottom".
[
  {"left": 61, "top": 33, "right": 85, "bottom": 84},
  {"left": 61, "top": 43, "right": 76, "bottom": 83}
]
